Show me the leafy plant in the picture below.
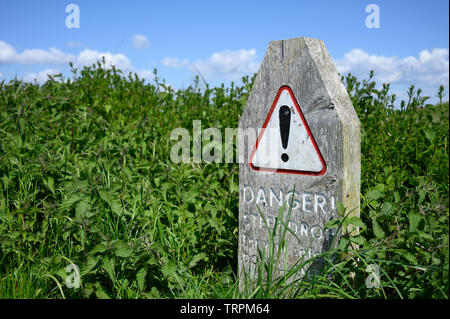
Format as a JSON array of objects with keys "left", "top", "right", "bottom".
[{"left": 0, "top": 62, "right": 447, "bottom": 298}]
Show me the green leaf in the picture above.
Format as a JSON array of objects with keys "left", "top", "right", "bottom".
[
  {"left": 75, "top": 200, "right": 91, "bottom": 218},
  {"left": 408, "top": 212, "right": 422, "bottom": 233},
  {"left": 98, "top": 190, "right": 112, "bottom": 205},
  {"left": 188, "top": 252, "right": 207, "bottom": 268},
  {"left": 386, "top": 174, "right": 395, "bottom": 189},
  {"left": 142, "top": 287, "right": 160, "bottom": 299},
  {"left": 424, "top": 129, "right": 436, "bottom": 143},
  {"left": 419, "top": 232, "right": 433, "bottom": 241},
  {"left": 55, "top": 267, "right": 68, "bottom": 281},
  {"left": 393, "top": 191, "right": 401, "bottom": 203},
  {"left": 348, "top": 216, "right": 366, "bottom": 230},
  {"left": 63, "top": 193, "right": 83, "bottom": 209},
  {"left": 89, "top": 243, "right": 107, "bottom": 255},
  {"left": 325, "top": 218, "right": 340, "bottom": 230},
  {"left": 80, "top": 228, "right": 86, "bottom": 246},
  {"left": 209, "top": 218, "right": 219, "bottom": 231},
  {"left": 161, "top": 261, "right": 177, "bottom": 280},
  {"left": 83, "top": 284, "right": 95, "bottom": 298},
  {"left": 5, "top": 231, "right": 20, "bottom": 239},
  {"left": 136, "top": 268, "right": 147, "bottom": 291},
  {"left": 380, "top": 202, "right": 396, "bottom": 215},
  {"left": 102, "top": 257, "right": 116, "bottom": 283},
  {"left": 81, "top": 257, "right": 100, "bottom": 276},
  {"left": 372, "top": 220, "right": 385, "bottom": 239},
  {"left": 365, "top": 189, "right": 383, "bottom": 203},
  {"left": 418, "top": 189, "right": 426, "bottom": 205},
  {"left": 349, "top": 235, "right": 366, "bottom": 246},
  {"left": 110, "top": 201, "right": 122, "bottom": 215},
  {"left": 46, "top": 176, "right": 55, "bottom": 195},
  {"left": 18, "top": 118, "right": 26, "bottom": 133},
  {"left": 337, "top": 237, "right": 349, "bottom": 251},
  {"left": 99, "top": 190, "right": 122, "bottom": 214},
  {"left": 72, "top": 180, "right": 89, "bottom": 191},
  {"left": 403, "top": 251, "right": 418, "bottom": 265},
  {"left": 114, "top": 241, "right": 133, "bottom": 258},
  {"left": 337, "top": 202, "right": 346, "bottom": 216},
  {"left": 95, "top": 285, "right": 111, "bottom": 299}
]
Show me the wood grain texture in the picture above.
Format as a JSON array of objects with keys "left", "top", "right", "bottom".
[{"left": 238, "top": 37, "right": 360, "bottom": 284}]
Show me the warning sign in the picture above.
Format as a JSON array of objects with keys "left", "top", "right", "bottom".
[
  {"left": 239, "top": 37, "right": 360, "bottom": 285},
  {"left": 249, "top": 85, "right": 326, "bottom": 175}
]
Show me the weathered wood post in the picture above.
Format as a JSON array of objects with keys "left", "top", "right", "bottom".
[{"left": 238, "top": 37, "right": 360, "bottom": 285}]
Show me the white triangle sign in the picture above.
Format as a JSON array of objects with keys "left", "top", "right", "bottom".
[{"left": 249, "top": 85, "right": 326, "bottom": 175}]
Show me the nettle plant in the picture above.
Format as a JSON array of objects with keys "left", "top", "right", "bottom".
[
  {"left": 0, "top": 61, "right": 448, "bottom": 299},
  {"left": 338, "top": 73, "right": 449, "bottom": 298}
]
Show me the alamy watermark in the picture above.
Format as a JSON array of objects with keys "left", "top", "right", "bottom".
[
  {"left": 65, "top": 263, "right": 81, "bottom": 289},
  {"left": 65, "top": 4, "right": 80, "bottom": 29},
  {"left": 170, "top": 120, "right": 284, "bottom": 167},
  {"left": 365, "top": 264, "right": 381, "bottom": 288},
  {"left": 365, "top": 4, "right": 380, "bottom": 29}
]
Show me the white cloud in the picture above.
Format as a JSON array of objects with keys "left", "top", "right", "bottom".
[
  {"left": 0, "top": 41, "right": 74, "bottom": 65},
  {"left": 408, "top": 49, "right": 449, "bottom": 87},
  {"left": 23, "top": 68, "right": 60, "bottom": 84},
  {"left": 134, "top": 69, "right": 153, "bottom": 79},
  {"left": 0, "top": 72, "right": 3, "bottom": 78},
  {"left": 18, "top": 48, "right": 74, "bottom": 65},
  {"left": 192, "top": 49, "right": 259, "bottom": 80},
  {"left": 132, "top": 34, "right": 150, "bottom": 50},
  {"left": 75, "top": 49, "right": 153, "bottom": 80},
  {"left": 76, "top": 49, "right": 133, "bottom": 70},
  {"left": 0, "top": 41, "right": 149, "bottom": 76},
  {"left": 162, "top": 57, "right": 189, "bottom": 68},
  {"left": 163, "top": 49, "right": 260, "bottom": 81},
  {"left": 335, "top": 48, "right": 449, "bottom": 92},
  {"left": 0, "top": 41, "right": 17, "bottom": 64},
  {"left": 0, "top": 40, "right": 154, "bottom": 83},
  {"left": 67, "top": 41, "right": 86, "bottom": 48}
]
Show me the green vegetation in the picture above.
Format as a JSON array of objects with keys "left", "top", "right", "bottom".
[{"left": 0, "top": 61, "right": 448, "bottom": 298}]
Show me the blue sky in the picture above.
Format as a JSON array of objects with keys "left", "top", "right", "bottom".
[{"left": 0, "top": 0, "right": 448, "bottom": 103}]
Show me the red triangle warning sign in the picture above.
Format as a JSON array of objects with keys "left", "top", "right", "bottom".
[{"left": 249, "top": 85, "right": 326, "bottom": 175}]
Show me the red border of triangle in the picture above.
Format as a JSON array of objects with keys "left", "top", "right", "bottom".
[{"left": 249, "top": 85, "right": 326, "bottom": 175}]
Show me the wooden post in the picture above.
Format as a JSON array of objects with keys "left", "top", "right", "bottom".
[{"left": 238, "top": 37, "right": 360, "bottom": 285}]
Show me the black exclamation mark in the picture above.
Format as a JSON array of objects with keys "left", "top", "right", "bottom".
[{"left": 279, "top": 105, "right": 291, "bottom": 162}]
